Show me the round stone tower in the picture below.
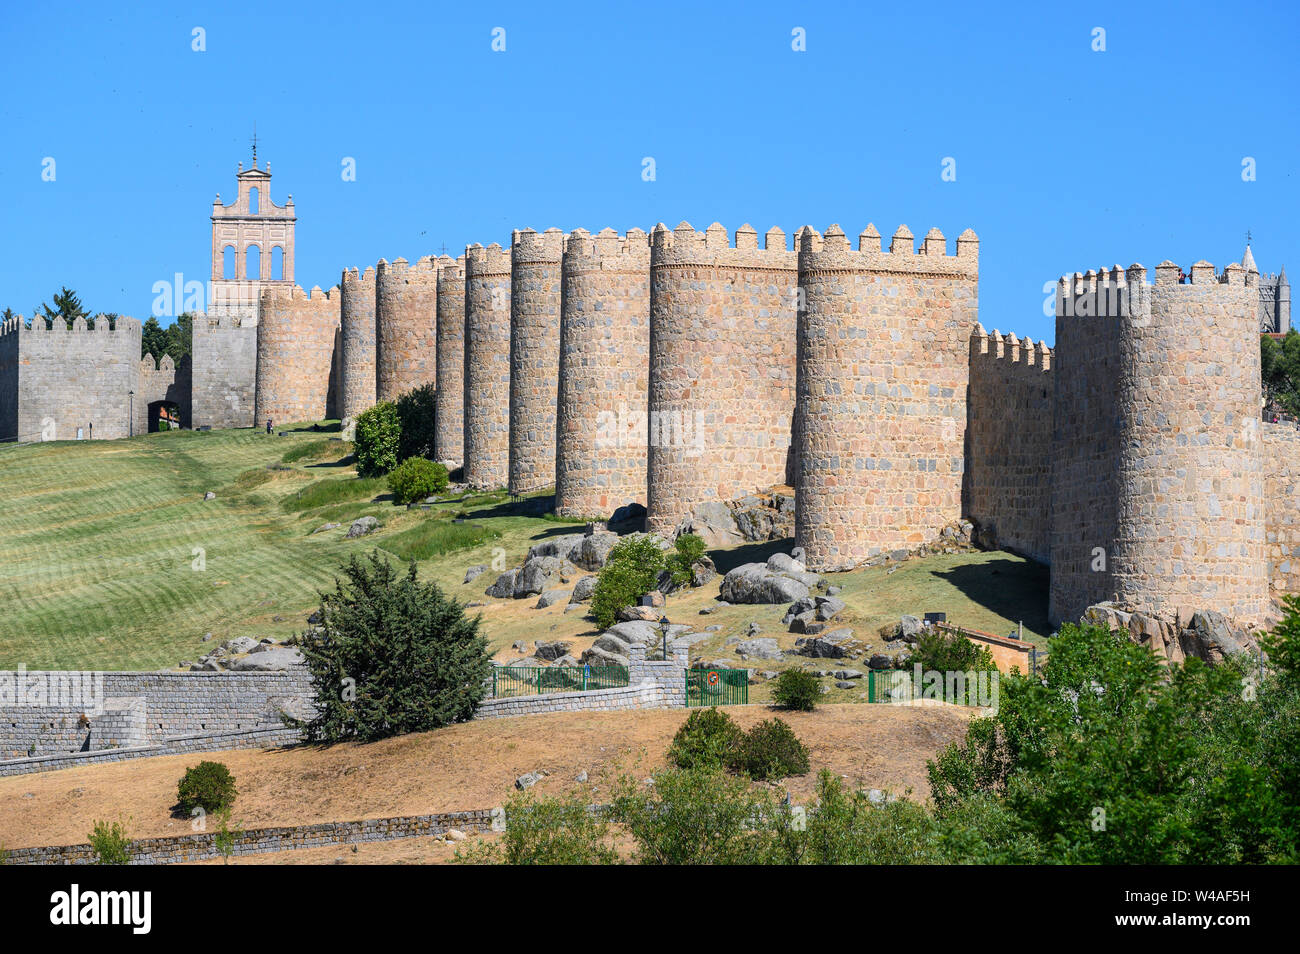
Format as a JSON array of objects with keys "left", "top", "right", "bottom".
[
  {"left": 794, "top": 224, "right": 979, "bottom": 570},
  {"left": 508, "top": 228, "right": 564, "bottom": 495},
  {"left": 1109, "top": 260, "right": 1267, "bottom": 622},
  {"left": 255, "top": 284, "right": 341, "bottom": 426},
  {"left": 645, "top": 222, "right": 798, "bottom": 535},
  {"left": 463, "top": 243, "right": 512, "bottom": 489},
  {"left": 555, "top": 227, "right": 652, "bottom": 518},
  {"left": 339, "top": 264, "right": 377, "bottom": 423},
  {"left": 433, "top": 255, "right": 466, "bottom": 468},
  {"left": 375, "top": 255, "right": 441, "bottom": 402}
]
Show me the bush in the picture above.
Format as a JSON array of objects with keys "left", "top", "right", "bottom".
[
  {"left": 177, "top": 761, "right": 238, "bottom": 815},
  {"left": 590, "top": 535, "right": 666, "bottom": 629},
  {"left": 455, "top": 789, "right": 619, "bottom": 865},
  {"left": 667, "top": 707, "right": 745, "bottom": 771},
  {"left": 395, "top": 383, "right": 438, "bottom": 462},
  {"left": 909, "top": 630, "right": 999, "bottom": 705},
  {"left": 772, "top": 668, "right": 821, "bottom": 712},
  {"left": 732, "top": 718, "right": 810, "bottom": 781},
  {"left": 387, "top": 457, "right": 449, "bottom": 504},
  {"left": 664, "top": 533, "right": 706, "bottom": 587},
  {"left": 88, "top": 818, "right": 132, "bottom": 865},
  {"left": 296, "top": 551, "right": 492, "bottom": 742},
  {"left": 353, "top": 402, "right": 400, "bottom": 477}
]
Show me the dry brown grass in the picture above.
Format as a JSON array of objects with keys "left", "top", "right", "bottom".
[{"left": 0, "top": 703, "right": 973, "bottom": 851}]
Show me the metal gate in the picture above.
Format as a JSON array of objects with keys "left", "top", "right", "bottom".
[{"left": 685, "top": 667, "right": 749, "bottom": 706}]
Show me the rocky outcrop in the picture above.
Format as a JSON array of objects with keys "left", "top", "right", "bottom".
[
  {"left": 1080, "top": 602, "right": 1260, "bottom": 665},
  {"left": 719, "top": 553, "right": 823, "bottom": 604},
  {"left": 673, "top": 490, "right": 795, "bottom": 547}
]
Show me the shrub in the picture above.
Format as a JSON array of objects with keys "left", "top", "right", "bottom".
[
  {"left": 909, "top": 630, "right": 999, "bottom": 705},
  {"left": 387, "top": 456, "right": 449, "bottom": 504},
  {"left": 88, "top": 818, "right": 132, "bottom": 865},
  {"left": 455, "top": 789, "right": 619, "bottom": 865},
  {"left": 667, "top": 707, "right": 745, "bottom": 771},
  {"left": 1262, "top": 592, "right": 1300, "bottom": 689},
  {"left": 176, "top": 760, "right": 238, "bottom": 815},
  {"left": 395, "top": 383, "right": 438, "bottom": 462},
  {"left": 772, "top": 668, "right": 821, "bottom": 712},
  {"left": 590, "top": 535, "right": 666, "bottom": 629},
  {"left": 353, "top": 401, "right": 400, "bottom": 477},
  {"left": 296, "top": 551, "right": 492, "bottom": 742},
  {"left": 664, "top": 533, "right": 706, "bottom": 586},
  {"left": 732, "top": 718, "right": 810, "bottom": 781}
]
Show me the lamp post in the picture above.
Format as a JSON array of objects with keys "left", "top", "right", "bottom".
[
  {"left": 128, "top": 390, "right": 134, "bottom": 437},
  {"left": 659, "top": 615, "right": 670, "bottom": 661}
]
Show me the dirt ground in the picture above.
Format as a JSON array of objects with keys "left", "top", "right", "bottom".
[{"left": 0, "top": 703, "right": 973, "bottom": 851}]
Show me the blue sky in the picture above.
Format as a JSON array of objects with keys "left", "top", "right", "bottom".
[{"left": 1, "top": 0, "right": 1296, "bottom": 344}]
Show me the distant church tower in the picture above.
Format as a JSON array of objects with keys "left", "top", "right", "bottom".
[
  {"left": 192, "top": 141, "right": 296, "bottom": 429},
  {"left": 209, "top": 141, "right": 296, "bottom": 322},
  {"left": 1243, "top": 243, "right": 1291, "bottom": 334}
]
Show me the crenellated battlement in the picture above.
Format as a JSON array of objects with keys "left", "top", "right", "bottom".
[
  {"left": 650, "top": 221, "right": 797, "bottom": 270},
  {"left": 564, "top": 227, "right": 650, "bottom": 264},
  {"left": 465, "top": 242, "right": 512, "bottom": 276},
  {"left": 797, "top": 224, "right": 979, "bottom": 277},
  {"left": 18, "top": 315, "right": 143, "bottom": 337},
  {"left": 970, "top": 323, "right": 1053, "bottom": 371},
  {"left": 511, "top": 228, "right": 565, "bottom": 264}
]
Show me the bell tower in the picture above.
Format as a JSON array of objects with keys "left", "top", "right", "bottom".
[{"left": 209, "top": 142, "right": 296, "bottom": 323}]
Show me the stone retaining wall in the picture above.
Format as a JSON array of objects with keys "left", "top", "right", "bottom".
[{"left": 6, "top": 808, "right": 497, "bottom": 865}]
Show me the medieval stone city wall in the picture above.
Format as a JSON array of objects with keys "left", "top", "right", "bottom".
[
  {"left": 339, "top": 265, "right": 377, "bottom": 422},
  {"left": 191, "top": 314, "right": 257, "bottom": 429},
  {"left": 255, "top": 284, "right": 342, "bottom": 425},
  {"left": 965, "top": 325, "right": 1053, "bottom": 564},
  {"left": 1110, "top": 262, "right": 1267, "bottom": 623},
  {"left": 1048, "top": 270, "right": 1124, "bottom": 624},
  {"left": 375, "top": 255, "right": 441, "bottom": 402},
  {"left": 434, "top": 255, "right": 467, "bottom": 467},
  {"left": 2, "top": 316, "right": 143, "bottom": 442},
  {"left": 646, "top": 222, "right": 799, "bottom": 535},
  {"left": 0, "top": 319, "right": 19, "bottom": 441},
  {"left": 1264, "top": 423, "right": 1300, "bottom": 594},
  {"left": 136, "top": 352, "right": 192, "bottom": 432},
  {"left": 794, "top": 225, "right": 979, "bottom": 571},
  {"left": 463, "top": 243, "right": 512, "bottom": 489},
  {"left": 555, "top": 228, "right": 652, "bottom": 518},
  {"left": 508, "top": 229, "right": 565, "bottom": 495}
]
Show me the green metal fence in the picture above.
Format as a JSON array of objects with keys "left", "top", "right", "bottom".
[
  {"left": 685, "top": 667, "right": 749, "bottom": 707},
  {"left": 866, "top": 669, "right": 912, "bottom": 703},
  {"left": 490, "top": 665, "right": 630, "bottom": 699}
]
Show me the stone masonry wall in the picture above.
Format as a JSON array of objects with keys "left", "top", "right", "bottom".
[
  {"left": 255, "top": 284, "right": 342, "bottom": 425},
  {"left": 647, "top": 222, "right": 798, "bottom": 534},
  {"left": 434, "top": 256, "right": 467, "bottom": 466},
  {"left": 376, "top": 255, "right": 442, "bottom": 402},
  {"left": 9, "top": 316, "right": 142, "bottom": 442},
  {"left": 137, "top": 352, "right": 191, "bottom": 432},
  {"left": 0, "top": 318, "right": 18, "bottom": 441},
  {"left": 965, "top": 325, "right": 1053, "bottom": 564},
  {"left": 1110, "top": 262, "right": 1267, "bottom": 623},
  {"left": 508, "top": 229, "right": 564, "bottom": 495},
  {"left": 191, "top": 313, "right": 257, "bottom": 429},
  {"left": 555, "top": 228, "right": 652, "bottom": 518},
  {"left": 7, "top": 808, "right": 496, "bottom": 864},
  {"left": 0, "top": 668, "right": 312, "bottom": 761},
  {"left": 794, "top": 225, "right": 979, "bottom": 570},
  {"left": 463, "top": 243, "right": 512, "bottom": 489},
  {"left": 339, "top": 265, "right": 377, "bottom": 422},
  {"left": 1264, "top": 423, "right": 1300, "bottom": 595}
]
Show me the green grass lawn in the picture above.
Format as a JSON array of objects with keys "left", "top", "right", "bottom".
[{"left": 0, "top": 425, "right": 1051, "bottom": 671}]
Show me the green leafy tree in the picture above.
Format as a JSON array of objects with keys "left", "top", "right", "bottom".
[
  {"left": 590, "top": 535, "right": 666, "bottom": 629},
  {"left": 664, "top": 532, "right": 706, "bottom": 586},
  {"left": 1262, "top": 330, "right": 1300, "bottom": 417},
  {"left": 1262, "top": 593, "right": 1300, "bottom": 689},
  {"left": 176, "top": 761, "right": 238, "bottom": 815},
  {"left": 395, "top": 383, "right": 438, "bottom": 462},
  {"left": 667, "top": 707, "right": 745, "bottom": 771},
  {"left": 296, "top": 552, "right": 492, "bottom": 742},
  {"left": 732, "top": 718, "right": 810, "bottom": 781},
  {"left": 212, "top": 805, "right": 243, "bottom": 865},
  {"left": 354, "top": 401, "right": 401, "bottom": 476},
  {"left": 909, "top": 629, "right": 999, "bottom": 705},
  {"left": 771, "top": 668, "right": 820, "bottom": 712},
  {"left": 166, "top": 312, "right": 194, "bottom": 363}
]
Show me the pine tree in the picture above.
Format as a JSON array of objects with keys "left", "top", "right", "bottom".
[
  {"left": 296, "top": 552, "right": 492, "bottom": 742},
  {"left": 141, "top": 316, "right": 168, "bottom": 361},
  {"left": 40, "top": 286, "right": 91, "bottom": 329}
]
